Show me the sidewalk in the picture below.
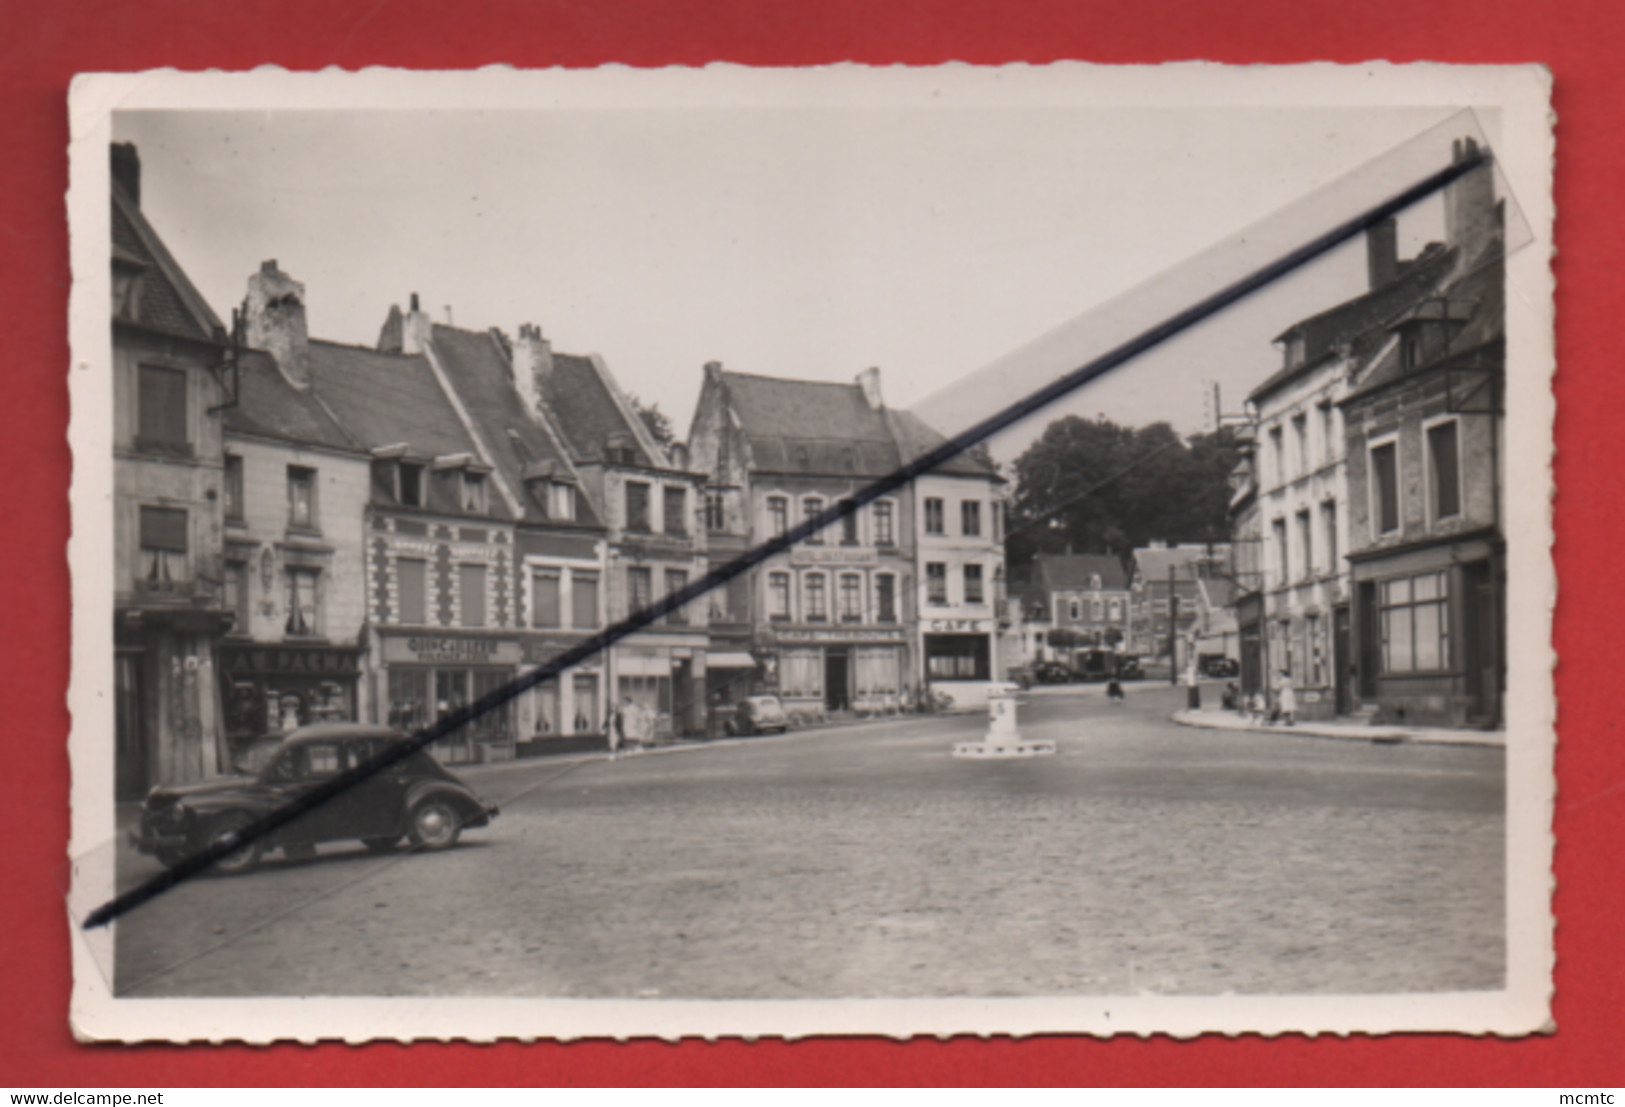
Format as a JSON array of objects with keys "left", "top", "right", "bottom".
[{"left": 1171, "top": 706, "right": 1505, "bottom": 748}]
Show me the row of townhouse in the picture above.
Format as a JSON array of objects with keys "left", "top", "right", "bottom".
[
  {"left": 1228, "top": 136, "right": 1506, "bottom": 727},
  {"left": 111, "top": 142, "right": 1007, "bottom": 797}
]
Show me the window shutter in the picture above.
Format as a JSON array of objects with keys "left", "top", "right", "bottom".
[{"left": 139, "top": 506, "right": 188, "bottom": 552}]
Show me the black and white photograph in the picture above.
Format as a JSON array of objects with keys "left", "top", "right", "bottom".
[{"left": 66, "top": 64, "right": 1554, "bottom": 1041}]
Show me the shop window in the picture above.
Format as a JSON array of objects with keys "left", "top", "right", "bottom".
[
  {"left": 665, "top": 569, "right": 689, "bottom": 625},
  {"left": 287, "top": 466, "right": 318, "bottom": 532},
  {"left": 136, "top": 364, "right": 188, "bottom": 454},
  {"left": 1370, "top": 440, "right": 1400, "bottom": 534},
  {"left": 625, "top": 481, "right": 651, "bottom": 532},
  {"left": 926, "top": 562, "right": 948, "bottom": 606},
  {"left": 925, "top": 634, "right": 991, "bottom": 681},
  {"left": 663, "top": 486, "right": 688, "bottom": 537},
  {"left": 470, "top": 669, "right": 511, "bottom": 743},
  {"left": 873, "top": 501, "right": 895, "bottom": 546},
  {"left": 459, "top": 564, "right": 487, "bottom": 628},
  {"left": 768, "top": 571, "right": 791, "bottom": 622},
  {"left": 704, "top": 491, "right": 726, "bottom": 533},
  {"left": 804, "top": 573, "right": 827, "bottom": 622},
  {"left": 532, "top": 680, "right": 560, "bottom": 736},
  {"left": 223, "top": 455, "right": 244, "bottom": 523},
  {"left": 1428, "top": 420, "right": 1461, "bottom": 520},
  {"left": 1307, "top": 612, "right": 1325, "bottom": 685},
  {"left": 1381, "top": 571, "right": 1450, "bottom": 672},
  {"left": 961, "top": 500, "right": 981, "bottom": 537},
  {"left": 839, "top": 573, "right": 863, "bottom": 623},
  {"left": 767, "top": 495, "right": 788, "bottom": 537},
  {"left": 854, "top": 647, "right": 901, "bottom": 697},
  {"left": 628, "top": 567, "right": 653, "bottom": 614},
  {"left": 397, "top": 558, "right": 427, "bottom": 625},
  {"left": 285, "top": 567, "right": 319, "bottom": 637},
  {"left": 964, "top": 563, "right": 984, "bottom": 605},
  {"left": 572, "top": 572, "right": 599, "bottom": 629},
  {"left": 779, "top": 649, "right": 823, "bottom": 699},
  {"left": 572, "top": 674, "right": 600, "bottom": 733},
  {"left": 803, "top": 497, "right": 825, "bottom": 544},
  {"left": 532, "top": 569, "right": 561, "bottom": 628},
  {"left": 387, "top": 668, "right": 430, "bottom": 732},
  {"left": 138, "top": 506, "right": 188, "bottom": 590},
  {"left": 876, "top": 573, "right": 897, "bottom": 623},
  {"left": 924, "top": 498, "right": 945, "bottom": 535}
]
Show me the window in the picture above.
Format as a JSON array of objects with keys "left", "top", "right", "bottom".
[
  {"left": 1319, "top": 401, "right": 1337, "bottom": 466},
  {"left": 223, "top": 456, "right": 244, "bottom": 522},
  {"left": 531, "top": 570, "right": 561, "bottom": 628},
  {"left": 1069, "top": 599, "right": 1081, "bottom": 620},
  {"left": 1297, "top": 509, "right": 1313, "bottom": 581},
  {"left": 1428, "top": 420, "right": 1461, "bottom": 520},
  {"left": 137, "top": 365, "right": 188, "bottom": 453},
  {"left": 549, "top": 482, "right": 574, "bottom": 521},
  {"left": 768, "top": 572, "right": 791, "bottom": 621},
  {"left": 532, "top": 681, "right": 559, "bottom": 737},
  {"left": 397, "top": 558, "right": 427, "bottom": 625},
  {"left": 1091, "top": 598, "right": 1103, "bottom": 621},
  {"left": 138, "top": 506, "right": 187, "bottom": 589},
  {"left": 399, "top": 463, "right": 424, "bottom": 508},
  {"left": 664, "top": 569, "right": 689, "bottom": 625},
  {"left": 767, "top": 496, "right": 788, "bottom": 538},
  {"left": 1381, "top": 571, "right": 1450, "bottom": 672},
  {"left": 804, "top": 573, "right": 828, "bottom": 621},
  {"left": 961, "top": 501, "right": 981, "bottom": 537},
  {"left": 704, "top": 491, "right": 726, "bottom": 532},
  {"left": 873, "top": 501, "right": 895, "bottom": 547},
  {"left": 1108, "top": 598, "right": 1123, "bottom": 622},
  {"left": 803, "top": 497, "right": 824, "bottom": 544},
  {"left": 925, "top": 635, "right": 991, "bottom": 681},
  {"left": 285, "top": 567, "right": 319, "bottom": 636},
  {"left": 1273, "top": 518, "right": 1289, "bottom": 586},
  {"left": 926, "top": 562, "right": 948, "bottom": 606},
  {"left": 1268, "top": 425, "right": 1284, "bottom": 485},
  {"left": 462, "top": 472, "right": 488, "bottom": 515},
  {"left": 964, "top": 563, "right": 984, "bottom": 604},
  {"left": 224, "top": 561, "right": 250, "bottom": 633},
  {"left": 663, "top": 486, "right": 688, "bottom": 536},
  {"left": 841, "top": 507, "right": 859, "bottom": 546},
  {"left": 571, "top": 572, "right": 599, "bottom": 629},
  {"left": 992, "top": 501, "right": 1002, "bottom": 543},
  {"left": 625, "top": 481, "right": 651, "bottom": 532},
  {"left": 287, "top": 466, "right": 317, "bottom": 531},
  {"left": 925, "top": 498, "right": 945, "bottom": 535},
  {"left": 628, "top": 567, "right": 653, "bottom": 613},
  {"left": 1370, "top": 441, "right": 1400, "bottom": 534},
  {"left": 1307, "top": 612, "right": 1325, "bottom": 686},
  {"left": 876, "top": 574, "right": 896, "bottom": 623},
  {"left": 1292, "top": 412, "right": 1309, "bottom": 476},
  {"left": 1322, "top": 501, "right": 1339, "bottom": 576},
  {"left": 459, "top": 564, "right": 487, "bottom": 628},
  {"left": 572, "top": 674, "right": 600, "bottom": 734},
  {"left": 839, "top": 573, "right": 863, "bottom": 622}
]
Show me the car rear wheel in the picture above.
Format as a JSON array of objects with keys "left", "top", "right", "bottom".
[
  {"left": 154, "top": 846, "right": 189, "bottom": 868},
  {"left": 362, "top": 836, "right": 400, "bottom": 854},
  {"left": 205, "top": 814, "right": 262, "bottom": 877},
  {"left": 407, "top": 799, "right": 461, "bottom": 851}
]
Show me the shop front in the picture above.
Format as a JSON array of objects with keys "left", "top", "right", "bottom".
[
  {"left": 922, "top": 618, "right": 997, "bottom": 710},
  {"left": 767, "top": 626, "right": 908, "bottom": 717},
  {"left": 614, "top": 642, "right": 707, "bottom": 742},
  {"left": 219, "top": 641, "right": 362, "bottom": 756},
  {"left": 517, "top": 633, "right": 606, "bottom": 756},
  {"left": 377, "top": 631, "right": 519, "bottom": 764}
]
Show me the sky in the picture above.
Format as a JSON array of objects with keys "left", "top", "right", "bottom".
[{"left": 112, "top": 103, "right": 1474, "bottom": 462}]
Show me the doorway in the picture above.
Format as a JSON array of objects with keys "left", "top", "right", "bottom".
[
  {"left": 824, "top": 647, "right": 850, "bottom": 712},
  {"left": 1333, "top": 604, "right": 1352, "bottom": 715},
  {"left": 1357, "top": 581, "right": 1380, "bottom": 701},
  {"left": 1462, "top": 560, "right": 1502, "bottom": 726}
]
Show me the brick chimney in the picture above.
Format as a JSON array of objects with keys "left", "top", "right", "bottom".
[
  {"left": 245, "top": 260, "right": 313, "bottom": 390},
  {"left": 509, "top": 323, "right": 554, "bottom": 416},
  {"left": 1366, "top": 216, "right": 1399, "bottom": 289},
  {"left": 111, "top": 143, "right": 141, "bottom": 206},
  {"left": 855, "top": 366, "right": 884, "bottom": 410},
  {"left": 400, "top": 292, "right": 434, "bottom": 355},
  {"left": 1444, "top": 136, "right": 1499, "bottom": 253}
]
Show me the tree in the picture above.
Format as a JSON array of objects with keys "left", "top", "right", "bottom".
[{"left": 627, "top": 393, "right": 675, "bottom": 449}]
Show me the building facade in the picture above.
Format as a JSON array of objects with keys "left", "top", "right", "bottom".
[
  {"left": 1128, "top": 542, "right": 1234, "bottom": 670},
  {"left": 1032, "top": 552, "right": 1131, "bottom": 659}
]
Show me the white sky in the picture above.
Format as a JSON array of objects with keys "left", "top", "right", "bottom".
[{"left": 113, "top": 104, "right": 1467, "bottom": 461}]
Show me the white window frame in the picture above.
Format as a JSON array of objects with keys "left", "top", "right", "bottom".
[
  {"left": 1367, "top": 432, "right": 1402, "bottom": 537},
  {"left": 1422, "top": 414, "right": 1463, "bottom": 524}
]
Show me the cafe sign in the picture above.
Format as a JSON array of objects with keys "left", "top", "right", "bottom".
[
  {"left": 925, "top": 618, "right": 992, "bottom": 634},
  {"left": 384, "top": 634, "right": 522, "bottom": 666}
]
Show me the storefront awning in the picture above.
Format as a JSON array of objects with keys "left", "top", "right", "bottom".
[{"left": 707, "top": 652, "right": 758, "bottom": 669}]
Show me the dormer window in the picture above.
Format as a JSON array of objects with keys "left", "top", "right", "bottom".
[
  {"left": 550, "top": 482, "right": 575, "bottom": 521},
  {"left": 399, "top": 463, "right": 424, "bottom": 507},
  {"left": 463, "top": 472, "right": 488, "bottom": 514}
]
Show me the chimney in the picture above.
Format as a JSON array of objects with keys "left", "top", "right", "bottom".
[
  {"left": 1444, "top": 136, "right": 1498, "bottom": 253},
  {"left": 110, "top": 143, "right": 141, "bottom": 206},
  {"left": 1366, "top": 216, "right": 1399, "bottom": 289},
  {"left": 400, "top": 292, "right": 433, "bottom": 355},
  {"left": 444, "top": 304, "right": 455, "bottom": 326},
  {"left": 377, "top": 303, "right": 405, "bottom": 354},
  {"left": 509, "top": 323, "right": 554, "bottom": 417},
  {"left": 855, "top": 366, "right": 884, "bottom": 410},
  {"left": 245, "top": 260, "right": 313, "bottom": 390}
]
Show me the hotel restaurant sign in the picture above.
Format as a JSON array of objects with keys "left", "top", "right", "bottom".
[{"left": 382, "top": 634, "right": 524, "bottom": 666}]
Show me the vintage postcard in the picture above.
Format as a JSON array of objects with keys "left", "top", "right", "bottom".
[{"left": 66, "top": 63, "right": 1555, "bottom": 1042}]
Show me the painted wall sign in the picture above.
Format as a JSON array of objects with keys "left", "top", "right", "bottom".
[{"left": 383, "top": 634, "right": 522, "bottom": 666}]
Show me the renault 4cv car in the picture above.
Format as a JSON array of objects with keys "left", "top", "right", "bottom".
[{"left": 132, "top": 722, "right": 499, "bottom": 876}]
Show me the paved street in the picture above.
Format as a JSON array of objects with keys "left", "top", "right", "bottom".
[{"left": 110, "top": 684, "right": 1505, "bottom": 999}]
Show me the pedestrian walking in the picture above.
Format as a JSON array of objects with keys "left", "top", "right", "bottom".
[
  {"left": 610, "top": 696, "right": 630, "bottom": 758},
  {"left": 1274, "top": 669, "right": 1297, "bottom": 726},
  {"left": 1106, "top": 677, "right": 1125, "bottom": 704}
]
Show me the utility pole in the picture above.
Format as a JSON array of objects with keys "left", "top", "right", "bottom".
[{"left": 1167, "top": 562, "right": 1179, "bottom": 685}]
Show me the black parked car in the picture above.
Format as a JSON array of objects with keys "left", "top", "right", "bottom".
[
  {"left": 132, "top": 723, "right": 499, "bottom": 876},
  {"left": 1031, "top": 661, "right": 1075, "bottom": 685},
  {"left": 1200, "top": 654, "right": 1241, "bottom": 678}
]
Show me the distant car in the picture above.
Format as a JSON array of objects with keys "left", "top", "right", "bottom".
[
  {"left": 1115, "top": 655, "right": 1144, "bottom": 681},
  {"left": 131, "top": 723, "right": 499, "bottom": 876},
  {"left": 1200, "top": 655, "right": 1241, "bottom": 678},
  {"left": 1076, "top": 650, "right": 1118, "bottom": 682},
  {"left": 723, "top": 694, "right": 790, "bottom": 737},
  {"left": 1031, "top": 661, "right": 1074, "bottom": 685}
]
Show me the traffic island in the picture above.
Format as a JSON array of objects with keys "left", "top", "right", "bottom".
[{"left": 952, "top": 683, "right": 1056, "bottom": 758}]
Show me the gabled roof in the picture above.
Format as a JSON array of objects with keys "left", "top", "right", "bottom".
[
  {"left": 223, "top": 349, "right": 365, "bottom": 454},
  {"left": 301, "top": 339, "right": 481, "bottom": 462},
  {"left": 718, "top": 370, "right": 903, "bottom": 477},
  {"left": 111, "top": 183, "right": 225, "bottom": 344},
  {"left": 537, "top": 353, "right": 661, "bottom": 469},
  {"left": 887, "top": 408, "right": 1003, "bottom": 481},
  {"left": 427, "top": 325, "right": 601, "bottom": 527},
  {"left": 1250, "top": 244, "right": 1458, "bottom": 404},
  {"left": 1034, "top": 552, "right": 1129, "bottom": 592},
  {"left": 1132, "top": 544, "right": 1230, "bottom": 585}
]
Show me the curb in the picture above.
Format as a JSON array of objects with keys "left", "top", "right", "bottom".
[{"left": 1170, "top": 710, "right": 1506, "bottom": 749}]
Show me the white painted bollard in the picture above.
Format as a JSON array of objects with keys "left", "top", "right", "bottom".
[{"left": 952, "top": 682, "right": 1056, "bottom": 758}]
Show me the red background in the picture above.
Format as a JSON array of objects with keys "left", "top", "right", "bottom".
[{"left": 2, "top": 0, "right": 1618, "bottom": 1087}]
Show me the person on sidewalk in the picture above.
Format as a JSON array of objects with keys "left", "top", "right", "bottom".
[{"left": 1274, "top": 669, "right": 1297, "bottom": 726}]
